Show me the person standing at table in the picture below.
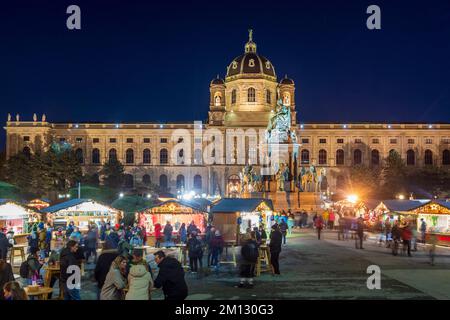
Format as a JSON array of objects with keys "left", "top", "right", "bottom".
[
  {"left": 178, "top": 223, "right": 187, "bottom": 244},
  {"left": 153, "top": 250, "right": 188, "bottom": 300},
  {"left": 210, "top": 230, "right": 224, "bottom": 270},
  {"left": 100, "top": 256, "right": 128, "bottom": 300},
  {"left": 94, "top": 247, "right": 119, "bottom": 300},
  {"left": 269, "top": 224, "right": 282, "bottom": 275},
  {"left": 154, "top": 223, "right": 162, "bottom": 248},
  {"left": 163, "top": 221, "right": 173, "bottom": 245},
  {"left": 0, "top": 232, "right": 12, "bottom": 261},
  {"left": 60, "top": 240, "right": 81, "bottom": 300},
  {"left": 84, "top": 225, "right": 98, "bottom": 264}
]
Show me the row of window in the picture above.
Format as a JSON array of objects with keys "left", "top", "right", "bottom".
[
  {"left": 122, "top": 173, "right": 203, "bottom": 190},
  {"left": 50, "top": 137, "right": 166, "bottom": 144},
  {"left": 228, "top": 88, "right": 273, "bottom": 104},
  {"left": 73, "top": 148, "right": 203, "bottom": 165},
  {"left": 301, "top": 138, "right": 438, "bottom": 145},
  {"left": 299, "top": 149, "right": 450, "bottom": 166}
]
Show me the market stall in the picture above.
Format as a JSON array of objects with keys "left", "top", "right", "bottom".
[
  {"left": 27, "top": 199, "right": 51, "bottom": 211},
  {"left": 210, "top": 198, "right": 274, "bottom": 243},
  {"left": 0, "top": 199, "right": 41, "bottom": 240},
  {"left": 137, "top": 199, "right": 209, "bottom": 245},
  {"left": 42, "top": 199, "right": 122, "bottom": 231},
  {"left": 413, "top": 200, "right": 450, "bottom": 246},
  {"left": 374, "top": 200, "right": 429, "bottom": 227}
]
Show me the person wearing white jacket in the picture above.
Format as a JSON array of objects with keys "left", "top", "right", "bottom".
[{"left": 126, "top": 263, "right": 153, "bottom": 300}]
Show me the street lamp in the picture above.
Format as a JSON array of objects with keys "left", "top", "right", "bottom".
[
  {"left": 119, "top": 193, "right": 124, "bottom": 198},
  {"left": 347, "top": 194, "right": 358, "bottom": 204},
  {"left": 397, "top": 194, "right": 405, "bottom": 200}
]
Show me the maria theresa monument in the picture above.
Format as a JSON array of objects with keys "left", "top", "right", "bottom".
[{"left": 4, "top": 30, "right": 450, "bottom": 211}]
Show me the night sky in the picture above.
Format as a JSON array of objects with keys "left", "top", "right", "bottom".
[{"left": 1, "top": 0, "right": 450, "bottom": 149}]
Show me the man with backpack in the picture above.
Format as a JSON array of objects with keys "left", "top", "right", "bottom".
[
  {"left": 20, "top": 247, "right": 42, "bottom": 286},
  {"left": 186, "top": 231, "right": 203, "bottom": 273},
  {"left": 238, "top": 232, "right": 259, "bottom": 288}
]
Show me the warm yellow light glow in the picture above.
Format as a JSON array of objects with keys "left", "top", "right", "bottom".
[
  {"left": 347, "top": 194, "right": 358, "bottom": 204},
  {"left": 398, "top": 194, "right": 405, "bottom": 200}
]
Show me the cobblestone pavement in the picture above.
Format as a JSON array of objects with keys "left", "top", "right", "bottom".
[{"left": 74, "top": 229, "right": 450, "bottom": 300}]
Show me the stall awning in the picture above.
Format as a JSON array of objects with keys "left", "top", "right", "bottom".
[
  {"left": 0, "top": 200, "right": 35, "bottom": 219},
  {"left": 42, "top": 199, "right": 119, "bottom": 215},
  {"left": 144, "top": 199, "right": 209, "bottom": 213},
  {"left": 211, "top": 198, "right": 274, "bottom": 213},
  {"left": 376, "top": 200, "right": 429, "bottom": 213}
]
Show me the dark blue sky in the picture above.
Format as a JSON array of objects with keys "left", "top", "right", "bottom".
[{"left": 1, "top": 0, "right": 450, "bottom": 149}]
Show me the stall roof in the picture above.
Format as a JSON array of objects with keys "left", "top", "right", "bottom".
[
  {"left": 42, "top": 199, "right": 118, "bottom": 213},
  {"left": 211, "top": 198, "right": 274, "bottom": 213},
  {"left": 0, "top": 199, "right": 38, "bottom": 219},
  {"left": 145, "top": 199, "right": 209, "bottom": 212},
  {"left": 379, "top": 200, "right": 429, "bottom": 212}
]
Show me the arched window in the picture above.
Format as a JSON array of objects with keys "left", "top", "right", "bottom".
[
  {"left": 231, "top": 89, "right": 236, "bottom": 104},
  {"left": 109, "top": 148, "right": 117, "bottom": 162},
  {"left": 75, "top": 148, "right": 84, "bottom": 164},
  {"left": 143, "top": 149, "right": 151, "bottom": 164},
  {"left": 336, "top": 175, "right": 345, "bottom": 189},
  {"left": 336, "top": 149, "right": 344, "bottom": 165},
  {"left": 301, "top": 149, "right": 310, "bottom": 165},
  {"left": 176, "top": 175, "right": 185, "bottom": 190},
  {"left": 353, "top": 149, "right": 362, "bottom": 165},
  {"left": 443, "top": 149, "right": 450, "bottom": 165},
  {"left": 283, "top": 92, "right": 291, "bottom": 106},
  {"left": 159, "top": 174, "right": 168, "bottom": 189},
  {"left": 214, "top": 93, "right": 221, "bottom": 106},
  {"left": 142, "top": 174, "right": 151, "bottom": 185},
  {"left": 126, "top": 148, "right": 134, "bottom": 164},
  {"left": 194, "top": 149, "right": 202, "bottom": 165},
  {"left": 193, "top": 175, "right": 202, "bottom": 190},
  {"left": 248, "top": 87, "right": 256, "bottom": 102},
  {"left": 424, "top": 149, "right": 433, "bottom": 165},
  {"left": 266, "top": 90, "right": 271, "bottom": 104},
  {"left": 318, "top": 149, "right": 327, "bottom": 165},
  {"left": 92, "top": 148, "right": 100, "bottom": 164},
  {"left": 371, "top": 149, "right": 380, "bottom": 166},
  {"left": 22, "top": 146, "right": 31, "bottom": 159},
  {"left": 160, "top": 148, "right": 168, "bottom": 165},
  {"left": 124, "top": 174, "right": 134, "bottom": 188},
  {"left": 406, "top": 149, "right": 415, "bottom": 166}
]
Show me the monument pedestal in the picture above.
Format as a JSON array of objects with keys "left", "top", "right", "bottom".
[{"left": 298, "top": 192, "right": 322, "bottom": 212}]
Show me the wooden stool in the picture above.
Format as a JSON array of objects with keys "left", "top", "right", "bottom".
[
  {"left": 9, "top": 245, "right": 26, "bottom": 266},
  {"left": 256, "top": 246, "right": 272, "bottom": 276}
]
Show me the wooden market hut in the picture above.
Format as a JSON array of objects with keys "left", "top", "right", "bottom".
[
  {"left": 211, "top": 198, "right": 274, "bottom": 243},
  {"left": 42, "top": 198, "right": 122, "bottom": 231},
  {"left": 137, "top": 198, "right": 210, "bottom": 242},
  {"left": 411, "top": 200, "right": 450, "bottom": 246},
  {"left": 374, "top": 199, "right": 430, "bottom": 227},
  {"left": 0, "top": 199, "right": 41, "bottom": 243}
]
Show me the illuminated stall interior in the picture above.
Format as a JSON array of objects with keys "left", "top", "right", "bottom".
[
  {"left": 27, "top": 199, "right": 51, "bottom": 211},
  {"left": 211, "top": 198, "right": 274, "bottom": 243},
  {"left": 42, "top": 199, "right": 121, "bottom": 231},
  {"left": 0, "top": 199, "right": 41, "bottom": 235},
  {"left": 373, "top": 200, "right": 428, "bottom": 226},
  {"left": 413, "top": 200, "right": 450, "bottom": 246},
  {"left": 137, "top": 199, "right": 209, "bottom": 237}
]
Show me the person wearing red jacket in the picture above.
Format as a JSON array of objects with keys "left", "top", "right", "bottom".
[
  {"left": 401, "top": 222, "right": 413, "bottom": 257},
  {"left": 154, "top": 223, "right": 162, "bottom": 248},
  {"left": 315, "top": 215, "right": 324, "bottom": 240}
]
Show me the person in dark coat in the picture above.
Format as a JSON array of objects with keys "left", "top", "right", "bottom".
[
  {"left": 269, "top": 224, "right": 282, "bottom": 275},
  {"left": 60, "top": 240, "right": 81, "bottom": 300},
  {"left": 186, "top": 232, "right": 202, "bottom": 273},
  {"left": 105, "top": 230, "right": 120, "bottom": 250},
  {"left": 163, "top": 221, "right": 173, "bottom": 244},
  {"left": 0, "top": 232, "right": 12, "bottom": 261},
  {"left": 94, "top": 248, "right": 120, "bottom": 300},
  {"left": 238, "top": 232, "right": 259, "bottom": 288},
  {"left": 84, "top": 225, "right": 98, "bottom": 264},
  {"left": 356, "top": 215, "right": 365, "bottom": 249},
  {"left": 0, "top": 259, "right": 14, "bottom": 300},
  {"left": 279, "top": 220, "right": 288, "bottom": 245},
  {"left": 153, "top": 250, "right": 188, "bottom": 300}
]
